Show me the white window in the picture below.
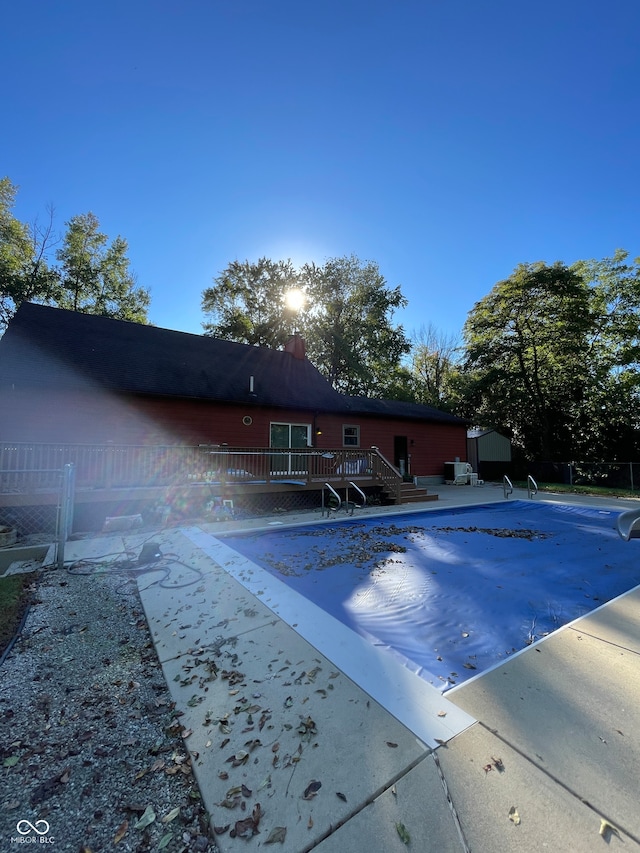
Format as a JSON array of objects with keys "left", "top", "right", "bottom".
[
  {"left": 270, "top": 422, "right": 311, "bottom": 474},
  {"left": 343, "top": 425, "right": 360, "bottom": 447}
]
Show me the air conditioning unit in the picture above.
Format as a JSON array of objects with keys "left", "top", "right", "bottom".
[{"left": 444, "top": 461, "right": 470, "bottom": 482}]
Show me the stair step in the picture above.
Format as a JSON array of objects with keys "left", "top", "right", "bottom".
[{"left": 400, "top": 492, "right": 438, "bottom": 503}]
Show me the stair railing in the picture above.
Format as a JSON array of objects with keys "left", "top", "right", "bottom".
[{"left": 370, "top": 447, "right": 402, "bottom": 503}]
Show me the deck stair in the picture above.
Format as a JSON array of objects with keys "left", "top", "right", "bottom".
[{"left": 382, "top": 480, "right": 438, "bottom": 505}]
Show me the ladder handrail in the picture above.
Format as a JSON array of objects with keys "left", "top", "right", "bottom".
[
  {"left": 322, "top": 482, "right": 342, "bottom": 517},
  {"left": 348, "top": 481, "right": 367, "bottom": 506},
  {"left": 527, "top": 474, "right": 538, "bottom": 498},
  {"left": 503, "top": 474, "right": 513, "bottom": 499}
]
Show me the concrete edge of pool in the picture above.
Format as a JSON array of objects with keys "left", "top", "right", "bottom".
[
  {"left": 62, "top": 483, "right": 640, "bottom": 852},
  {"left": 181, "top": 526, "right": 478, "bottom": 747}
]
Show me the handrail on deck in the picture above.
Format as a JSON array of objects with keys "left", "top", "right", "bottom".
[
  {"left": 1, "top": 442, "right": 405, "bottom": 505},
  {"left": 527, "top": 474, "right": 538, "bottom": 499},
  {"left": 503, "top": 474, "right": 513, "bottom": 499}
]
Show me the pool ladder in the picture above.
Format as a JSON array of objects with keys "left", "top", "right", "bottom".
[
  {"left": 503, "top": 474, "right": 538, "bottom": 499},
  {"left": 321, "top": 481, "right": 367, "bottom": 517}
]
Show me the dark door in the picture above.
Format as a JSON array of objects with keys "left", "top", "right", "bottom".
[{"left": 394, "top": 436, "right": 408, "bottom": 475}]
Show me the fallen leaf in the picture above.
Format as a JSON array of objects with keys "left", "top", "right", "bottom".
[
  {"left": 599, "top": 818, "right": 619, "bottom": 838},
  {"left": 230, "top": 803, "right": 263, "bottom": 838},
  {"left": 303, "top": 780, "right": 322, "bottom": 800},
  {"left": 508, "top": 806, "right": 520, "bottom": 825},
  {"left": 437, "top": 710, "right": 447, "bottom": 718},
  {"left": 386, "top": 741, "right": 398, "bottom": 748},
  {"left": 3, "top": 756, "right": 19, "bottom": 768},
  {"left": 265, "top": 826, "right": 287, "bottom": 844},
  {"left": 396, "top": 822, "right": 411, "bottom": 844},
  {"left": 336, "top": 791, "right": 347, "bottom": 802},
  {"left": 134, "top": 805, "right": 156, "bottom": 830},
  {"left": 308, "top": 815, "right": 314, "bottom": 829},
  {"left": 161, "top": 807, "right": 180, "bottom": 823},
  {"left": 113, "top": 819, "right": 128, "bottom": 843},
  {"left": 158, "top": 832, "right": 173, "bottom": 849}
]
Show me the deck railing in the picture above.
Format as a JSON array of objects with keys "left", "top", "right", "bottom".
[{"left": 0, "top": 442, "right": 401, "bottom": 496}]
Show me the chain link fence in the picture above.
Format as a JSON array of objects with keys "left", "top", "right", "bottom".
[
  {"left": 0, "top": 464, "right": 74, "bottom": 567},
  {"left": 529, "top": 461, "right": 640, "bottom": 492}
]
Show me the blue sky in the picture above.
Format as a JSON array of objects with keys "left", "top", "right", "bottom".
[{"left": 3, "top": 0, "right": 639, "bottom": 341}]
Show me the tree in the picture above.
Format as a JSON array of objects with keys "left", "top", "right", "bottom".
[
  {"left": 301, "top": 255, "right": 411, "bottom": 396},
  {"left": 0, "top": 178, "right": 150, "bottom": 330},
  {"left": 56, "top": 212, "right": 150, "bottom": 322},
  {"left": 0, "top": 177, "right": 58, "bottom": 329},
  {"left": 201, "top": 258, "right": 301, "bottom": 347},
  {"left": 461, "top": 262, "right": 593, "bottom": 460},
  {"left": 570, "top": 250, "right": 640, "bottom": 458},
  {"left": 410, "top": 323, "right": 461, "bottom": 410},
  {"left": 573, "top": 249, "right": 640, "bottom": 375},
  {"left": 202, "top": 255, "right": 412, "bottom": 398}
]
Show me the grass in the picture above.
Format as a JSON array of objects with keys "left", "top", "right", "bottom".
[
  {"left": 0, "top": 573, "right": 36, "bottom": 659},
  {"left": 513, "top": 481, "right": 640, "bottom": 500}
]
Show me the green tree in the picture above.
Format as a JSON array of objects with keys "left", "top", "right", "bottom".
[
  {"left": 301, "top": 255, "right": 411, "bottom": 396},
  {"left": 574, "top": 249, "right": 640, "bottom": 375},
  {"left": 202, "top": 255, "right": 412, "bottom": 398},
  {"left": 56, "top": 212, "right": 150, "bottom": 322},
  {"left": 570, "top": 249, "right": 640, "bottom": 458},
  {"left": 410, "top": 323, "right": 461, "bottom": 410},
  {"left": 461, "top": 262, "right": 592, "bottom": 460},
  {"left": 0, "top": 177, "right": 59, "bottom": 329},
  {"left": 201, "top": 258, "right": 301, "bottom": 347}
]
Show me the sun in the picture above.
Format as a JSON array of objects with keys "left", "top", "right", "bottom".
[{"left": 285, "top": 288, "right": 305, "bottom": 312}]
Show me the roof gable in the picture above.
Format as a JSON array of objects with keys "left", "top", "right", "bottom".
[{"left": 0, "top": 303, "right": 344, "bottom": 412}]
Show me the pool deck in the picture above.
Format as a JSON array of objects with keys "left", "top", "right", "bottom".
[{"left": 64, "top": 484, "right": 640, "bottom": 851}]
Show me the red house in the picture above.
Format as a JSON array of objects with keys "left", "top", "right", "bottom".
[{"left": 0, "top": 303, "right": 468, "bottom": 514}]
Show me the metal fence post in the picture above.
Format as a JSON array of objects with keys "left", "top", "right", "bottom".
[{"left": 57, "top": 463, "right": 75, "bottom": 570}]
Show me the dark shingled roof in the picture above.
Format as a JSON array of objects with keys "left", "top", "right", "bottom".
[
  {"left": 343, "top": 395, "right": 466, "bottom": 425},
  {"left": 0, "top": 303, "right": 467, "bottom": 426},
  {"left": 0, "top": 303, "right": 344, "bottom": 412}
]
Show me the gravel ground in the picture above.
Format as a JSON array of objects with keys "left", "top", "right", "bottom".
[{"left": 0, "top": 559, "right": 219, "bottom": 853}]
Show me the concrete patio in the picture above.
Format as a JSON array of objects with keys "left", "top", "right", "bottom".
[{"left": 60, "top": 483, "right": 640, "bottom": 851}]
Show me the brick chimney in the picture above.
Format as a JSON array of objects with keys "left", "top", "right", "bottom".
[{"left": 284, "top": 333, "right": 306, "bottom": 360}]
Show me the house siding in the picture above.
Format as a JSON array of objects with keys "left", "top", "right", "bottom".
[{"left": 2, "top": 390, "right": 467, "bottom": 477}]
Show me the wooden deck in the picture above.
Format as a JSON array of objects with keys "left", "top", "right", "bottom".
[{"left": 0, "top": 443, "right": 437, "bottom": 510}]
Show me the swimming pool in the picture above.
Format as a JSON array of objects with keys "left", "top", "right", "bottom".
[{"left": 219, "top": 501, "right": 640, "bottom": 691}]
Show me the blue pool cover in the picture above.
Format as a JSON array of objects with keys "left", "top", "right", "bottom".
[{"left": 221, "top": 501, "right": 640, "bottom": 690}]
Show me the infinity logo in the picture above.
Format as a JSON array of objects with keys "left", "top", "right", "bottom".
[{"left": 16, "top": 819, "right": 51, "bottom": 835}]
